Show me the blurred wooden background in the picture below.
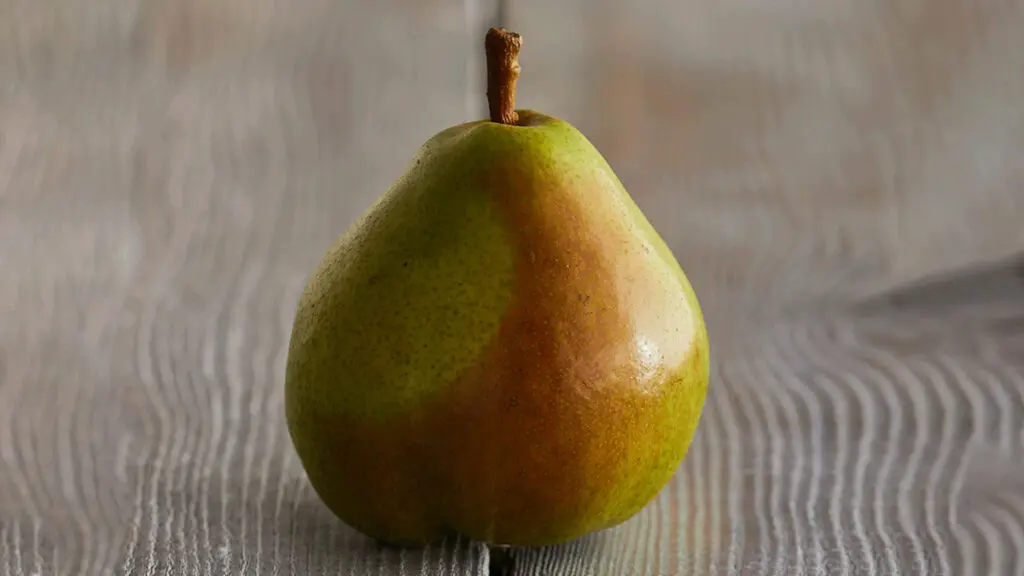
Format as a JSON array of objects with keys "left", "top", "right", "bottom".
[{"left": 1, "top": 0, "right": 1023, "bottom": 574}]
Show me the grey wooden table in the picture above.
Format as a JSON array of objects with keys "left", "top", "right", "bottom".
[{"left": 2, "top": 0, "right": 1024, "bottom": 574}]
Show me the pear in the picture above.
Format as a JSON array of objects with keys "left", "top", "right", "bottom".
[{"left": 284, "top": 28, "right": 710, "bottom": 548}]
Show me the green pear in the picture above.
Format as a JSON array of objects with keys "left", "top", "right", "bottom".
[{"left": 284, "top": 28, "right": 710, "bottom": 548}]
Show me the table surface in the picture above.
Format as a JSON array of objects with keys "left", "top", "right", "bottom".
[{"left": 2, "top": 1, "right": 1024, "bottom": 574}]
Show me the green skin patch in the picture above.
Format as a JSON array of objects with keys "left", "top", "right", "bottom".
[{"left": 285, "top": 123, "right": 518, "bottom": 423}]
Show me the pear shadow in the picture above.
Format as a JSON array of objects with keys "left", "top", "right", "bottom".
[
  {"left": 505, "top": 528, "right": 617, "bottom": 576},
  {"left": 266, "top": 483, "right": 487, "bottom": 574},
  {"left": 113, "top": 473, "right": 485, "bottom": 574}
]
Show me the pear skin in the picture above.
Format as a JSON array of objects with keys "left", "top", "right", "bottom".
[{"left": 284, "top": 28, "right": 710, "bottom": 548}]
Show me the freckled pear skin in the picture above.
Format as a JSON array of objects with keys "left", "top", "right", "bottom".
[{"left": 283, "top": 29, "right": 710, "bottom": 548}]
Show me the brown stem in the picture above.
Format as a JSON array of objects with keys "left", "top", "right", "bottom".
[{"left": 485, "top": 27, "right": 522, "bottom": 125}]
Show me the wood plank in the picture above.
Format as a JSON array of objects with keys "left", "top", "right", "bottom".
[
  {"left": 506, "top": 1, "right": 1024, "bottom": 574},
  {"left": 0, "top": 1, "right": 499, "bottom": 574}
]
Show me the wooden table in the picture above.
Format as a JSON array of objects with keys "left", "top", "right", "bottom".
[{"left": 2, "top": 0, "right": 1023, "bottom": 574}]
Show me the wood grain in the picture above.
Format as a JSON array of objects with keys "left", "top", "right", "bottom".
[
  {"left": 506, "top": 1, "right": 1024, "bottom": 573},
  {"left": 0, "top": 1, "right": 497, "bottom": 574},
  {"left": 1, "top": 0, "right": 1023, "bottom": 574}
]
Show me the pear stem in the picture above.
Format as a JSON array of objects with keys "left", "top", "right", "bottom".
[{"left": 485, "top": 27, "right": 522, "bottom": 125}]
